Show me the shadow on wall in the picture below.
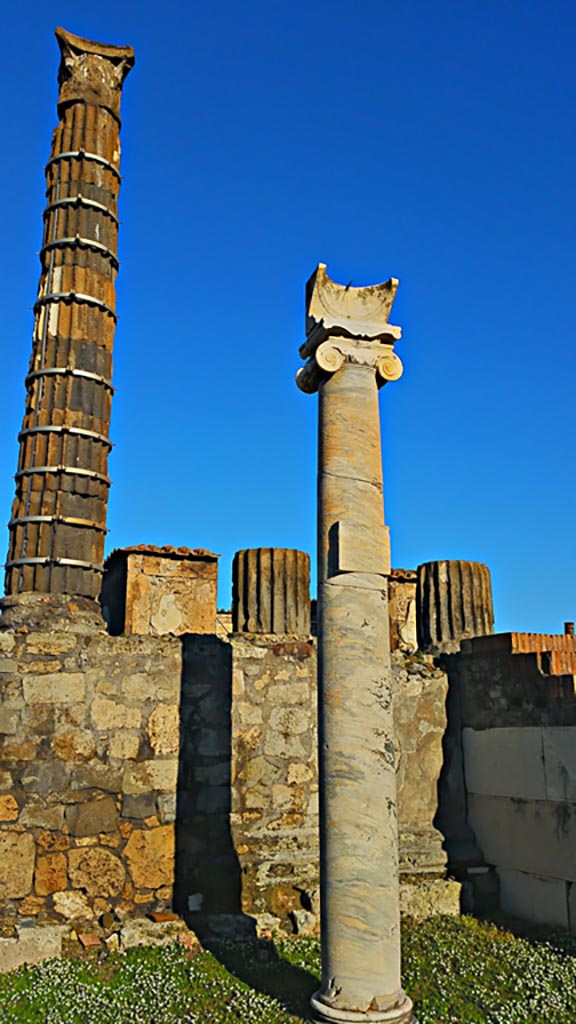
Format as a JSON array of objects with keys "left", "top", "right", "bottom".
[{"left": 174, "top": 634, "right": 255, "bottom": 940}]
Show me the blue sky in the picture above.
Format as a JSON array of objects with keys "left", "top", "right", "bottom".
[{"left": 1, "top": 1, "right": 575, "bottom": 631}]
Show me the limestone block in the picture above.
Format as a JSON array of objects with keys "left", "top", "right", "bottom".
[
  {"left": 0, "top": 634, "right": 16, "bottom": 653},
  {"left": 399, "top": 879, "right": 461, "bottom": 920},
  {"left": 122, "top": 672, "right": 179, "bottom": 703},
  {"left": 0, "top": 795, "right": 19, "bottom": 821},
  {"left": 0, "top": 709, "right": 19, "bottom": 735},
  {"left": 417, "top": 560, "right": 494, "bottom": 653},
  {"left": 120, "top": 917, "right": 195, "bottom": 950},
  {"left": 34, "top": 853, "right": 68, "bottom": 896},
  {"left": 122, "top": 793, "right": 157, "bottom": 820},
  {"left": 268, "top": 705, "right": 310, "bottom": 736},
  {"left": 53, "top": 729, "right": 96, "bottom": 761},
  {"left": 108, "top": 731, "right": 140, "bottom": 759},
  {"left": 20, "top": 803, "right": 65, "bottom": 830},
  {"left": 499, "top": 868, "right": 569, "bottom": 928},
  {"left": 147, "top": 704, "right": 179, "bottom": 755},
  {"left": 542, "top": 727, "right": 576, "bottom": 801},
  {"left": 25, "top": 635, "right": 77, "bottom": 655},
  {"left": 122, "top": 759, "right": 178, "bottom": 795},
  {"left": 463, "top": 727, "right": 546, "bottom": 800},
  {"left": 23, "top": 672, "right": 85, "bottom": 704},
  {"left": 232, "top": 548, "right": 310, "bottom": 634},
  {"left": 68, "top": 847, "right": 125, "bottom": 896},
  {"left": 468, "top": 793, "right": 576, "bottom": 882},
  {"left": 124, "top": 825, "right": 175, "bottom": 888},
  {"left": 0, "top": 925, "right": 66, "bottom": 973},
  {"left": 66, "top": 796, "right": 118, "bottom": 836},
  {"left": 0, "top": 770, "right": 13, "bottom": 790},
  {"left": 91, "top": 697, "right": 140, "bottom": 730},
  {"left": 0, "top": 832, "right": 35, "bottom": 897},
  {"left": 53, "top": 890, "right": 94, "bottom": 921}
]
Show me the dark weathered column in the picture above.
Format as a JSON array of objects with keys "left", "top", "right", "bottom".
[
  {"left": 417, "top": 560, "right": 494, "bottom": 654},
  {"left": 297, "top": 264, "right": 416, "bottom": 1024},
  {"left": 5, "top": 28, "right": 134, "bottom": 599},
  {"left": 232, "top": 548, "right": 310, "bottom": 634}
]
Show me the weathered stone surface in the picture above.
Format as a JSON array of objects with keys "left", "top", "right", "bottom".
[
  {"left": 0, "top": 925, "right": 66, "bottom": 973},
  {"left": 53, "top": 729, "right": 96, "bottom": 761},
  {"left": 66, "top": 796, "right": 118, "bottom": 837},
  {"left": 108, "top": 731, "right": 140, "bottom": 759},
  {"left": 120, "top": 917, "right": 195, "bottom": 950},
  {"left": 68, "top": 847, "right": 125, "bottom": 897},
  {"left": 0, "top": 795, "right": 19, "bottom": 822},
  {"left": 91, "top": 697, "right": 140, "bottom": 731},
  {"left": 123, "top": 760, "right": 178, "bottom": 795},
  {"left": 399, "top": 879, "right": 460, "bottom": 920},
  {"left": 147, "top": 704, "right": 179, "bottom": 755},
  {"left": 23, "top": 673, "right": 85, "bottom": 704},
  {"left": 0, "top": 833, "right": 35, "bottom": 898},
  {"left": 35, "top": 853, "right": 68, "bottom": 896},
  {"left": 0, "top": 709, "right": 19, "bottom": 735},
  {"left": 53, "top": 890, "right": 94, "bottom": 921},
  {"left": 122, "top": 793, "right": 157, "bottom": 820},
  {"left": 124, "top": 826, "right": 175, "bottom": 888}
]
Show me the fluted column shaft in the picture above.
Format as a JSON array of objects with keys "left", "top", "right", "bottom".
[{"left": 5, "top": 28, "right": 134, "bottom": 599}]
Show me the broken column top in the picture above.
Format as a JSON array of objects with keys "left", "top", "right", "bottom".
[
  {"left": 297, "top": 264, "right": 404, "bottom": 394},
  {"left": 55, "top": 26, "right": 135, "bottom": 118},
  {"left": 303, "top": 262, "right": 402, "bottom": 350}
]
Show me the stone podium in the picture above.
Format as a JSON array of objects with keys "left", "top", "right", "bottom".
[{"left": 297, "top": 264, "right": 416, "bottom": 1023}]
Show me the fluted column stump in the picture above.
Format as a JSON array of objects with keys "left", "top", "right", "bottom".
[
  {"left": 4, "top": 28, "right": 134, "bottom": 602},
  {"left": 417, "top": 560, "right": 494, "bottom": 654},
  {"left": 232, "top": 548, "right": 310, "bottom": 634},
  {"left": 297, "top": 264, "right": 416, "bottom": 1024}
]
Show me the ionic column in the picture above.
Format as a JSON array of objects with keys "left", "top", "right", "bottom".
[
  {"left": 5, "top": 28, "right": 134, "bottom": 599},
  {"left": 297, "top": 264, "right": 416, "bottom": 1024}
]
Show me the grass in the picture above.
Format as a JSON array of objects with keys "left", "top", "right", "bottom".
[{"left": 1, "top": 916, "right": 576, "bottom": 1023}]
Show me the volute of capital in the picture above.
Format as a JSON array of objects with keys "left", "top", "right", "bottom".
[
  {"left": 55, "top": 27, "right": 135, "bottom": 119},
  {"left": 296, "top": 337, "right": 403, "bottom": 394}
]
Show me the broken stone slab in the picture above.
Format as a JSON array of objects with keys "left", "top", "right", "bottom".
[{"left": 0, "top": 924, "right": 67, "bottom": 973}]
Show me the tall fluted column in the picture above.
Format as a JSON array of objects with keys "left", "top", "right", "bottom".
[
  {"left": 5, "top": 28, "right": 134, "bottom": 599},
  {"left": 297, "top": 264, "right": 416, "bottom": 1024}
]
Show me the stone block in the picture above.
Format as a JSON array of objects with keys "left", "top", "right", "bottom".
[
  {"left": 25, "top": 635, "right": 77, "bottom": 655},
  {"left": 53, "top": 729, "right": 96, "bottom": 761},
  {"left": 66, "top": 796, "right": 118, "bottom": 836},
  {"left": 124, "top": 825, "right": 175, "bottom": 888},
  {"left": 23, "top": 672, "right": 85, "bottom": 704},
  {"left": 0, "top": 770, "right": 13, "bottom": 790},
  {"left": 34, "top": 853, "right": 68, "bottom": 896},
  {"left": 21, "top": 761, "right": 69, "bottom": 795},
  {"left": 0, "top": 709, "right": 19, "bottom": 735},
  {"left": 122, "top": 760, "right": 178, "bottom": 795},
  {"left": 157, "top": 793, "right": 177, "bottom": 823},
  {"left": 120, "top": 917, "right": 189, "bottom": 949},
  {"left": 147, "top": 704, "right": 179, "bottom": 755},
  {"left": 463, "top": 727, "right": 546, "bottom": 800},
  {"left": 122, "top": 793, "right": 157, "bottom": 820},
  {"left": 91, "top": 697, "right": 140, "bottom": 731},
  {"left": 53, "top": 890, "right": 94, "bottom": 921},
  {"left": 542, "top": 727, "right": 576, "bottom": 801},
  {"left": 20, "top": 803, "right": 65, "bottom": 830},
  {"left": 499, "top": 868, "right": 569, "bottom": 928},
  {"left": 68, "top": 847, "right": 125, "bottom": 897},
  {"left": 122, "top": 672, "right": 179, "bottom": 704},
  {"left": 108, "top": 731, "right": 141, "bottom": 759},
  {"left": 468, "top": 793, "right": 576, "bottom": 882},
  {"left": 0, "top": 832, "right": 35, "bottom": 898},
  {"left": 0, "top": 795, "right": 19, "bottom": 821},
  {"left": 0, "top": 925, "right": 66, "bottom": 973},
  {"left": 399, "top": 879, "right": 461, "bottom": 920}
]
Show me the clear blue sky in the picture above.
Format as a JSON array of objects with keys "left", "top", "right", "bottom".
[{"left": 1, "top": 1, "right": 575, "bottom": 632}]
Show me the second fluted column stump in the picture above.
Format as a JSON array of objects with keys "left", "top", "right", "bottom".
[{"left": 297, "top": 264, "right": 416, "bottom": 1024}]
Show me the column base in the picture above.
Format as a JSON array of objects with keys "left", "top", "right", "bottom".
[{"left": 309, "top": 991, "right": 417, "bottom": 1023}]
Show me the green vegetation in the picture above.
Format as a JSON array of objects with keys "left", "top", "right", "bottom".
[{"left": 1, "top": 916, "right": 576, "bottom": 1023}]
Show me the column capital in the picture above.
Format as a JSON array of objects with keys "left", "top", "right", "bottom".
[
  {"left": 296, "top": 264, "right": 403, "bottom": 394},
  {"left": 55, "top": 27, "right": 135, "bottom": 119}
]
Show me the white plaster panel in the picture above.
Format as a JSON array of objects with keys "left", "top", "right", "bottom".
[
  {"left": 542, "top": 727, "right": 576, "bottom": 802},
  {"left": 468, "top": 793, "right": 576, "bottom": 882},
  {"left": 463, "top": 727, "right": 546, "bottom": 800},
  {"left": 498, "top": 868, "right": 569, "bottom": 929}
]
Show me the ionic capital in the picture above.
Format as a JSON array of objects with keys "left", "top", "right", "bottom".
[
  {"left": 296, "top": 337, "right": 403, "bottom": 394},
  {"left": 297, "top": 263, "right": 403, "bottom": 394}
]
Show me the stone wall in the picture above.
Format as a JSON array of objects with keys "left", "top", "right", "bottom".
[
  {"left": 448, "top": 632, "right": 576, "bottom": 929},
  {"left": 0, "top": 609, "right": 458, "bottom": 961}
]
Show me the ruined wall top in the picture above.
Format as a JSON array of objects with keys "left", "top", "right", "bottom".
[{"left": 55, "top": 27, "right": 135, "bottom": 119}]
